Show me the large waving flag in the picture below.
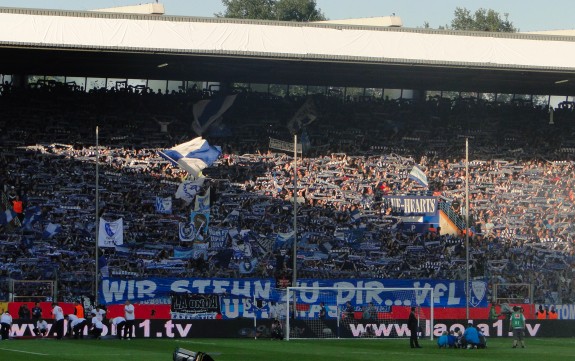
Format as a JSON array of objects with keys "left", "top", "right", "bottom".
[
  {"left": 98, "top": 217, "right": 124, "bottom": 247},
  {"left": 192, "top": 95, "right": 237, "bottom": 136},
  {"left": 409, "top": 164, "right": 428, "bottom": 188},
  {"left": 159, "top": 137, "right": 221, "bottom": 178}
]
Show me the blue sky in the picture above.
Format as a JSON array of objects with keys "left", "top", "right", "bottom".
[{"left": 0, "top": 0, "right": 573, "bottom": 31}]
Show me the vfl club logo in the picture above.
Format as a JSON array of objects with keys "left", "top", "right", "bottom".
[
  {"left": 469, "top": 281, "right": 487, "bottom": 307},
  {"left": 105, "top": 222, "right": 119, "bottom": 238}
]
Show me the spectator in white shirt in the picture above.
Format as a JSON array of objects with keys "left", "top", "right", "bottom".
[
  {"left": 1, "top": 311, "right": 12, "bottom": 340},
  {"left": 51, "top": 303, "right": 64, "bottom": 340}
]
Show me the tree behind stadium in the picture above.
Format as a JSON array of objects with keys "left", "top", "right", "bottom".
[
  {"left": 217, "top": 0, "right": 326, "bottom": 22},
  {"left": 450, "top": 7, "right": 517, "bottom": 32},
  {"left": 424, "top": 7, "right": 517, "bottom": 32}
]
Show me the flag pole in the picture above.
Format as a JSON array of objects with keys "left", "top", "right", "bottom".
[
  {"left": 291, "top": 134, "right": 298, "bottom": 320},
  {"left": 95, "top": 126, "right": 100, "bottom": 305}
]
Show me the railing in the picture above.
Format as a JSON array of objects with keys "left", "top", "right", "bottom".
[{"left": 438, "top": 199, "right": 466, "bottom": 230}]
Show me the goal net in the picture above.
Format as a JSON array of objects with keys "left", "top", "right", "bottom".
[
  {"left": 285, "top": 286, "right": 434, "bottom": 340},
  {"left": 10, "top": 279, "right": 56, "bottom": 302}
]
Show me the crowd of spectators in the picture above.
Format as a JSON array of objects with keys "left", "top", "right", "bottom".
[{"left": 1, "top": 81, "right": 575, "bottom": 306}]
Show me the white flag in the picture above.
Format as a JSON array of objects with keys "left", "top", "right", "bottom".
[
  {"left": 175, "top": 178, "right": 205, "bottom": 205},
  {"left": 98, "top": 217, "right": 123, "bottom": 247}
]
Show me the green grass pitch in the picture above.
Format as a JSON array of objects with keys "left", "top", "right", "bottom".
[{"left": 0, "top": 337, "right": 573, "bottom": 361}]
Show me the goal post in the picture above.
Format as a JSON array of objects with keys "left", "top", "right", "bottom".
[
  {"left": 10, "top": 279, "right": 56, "bottom": 302},
  {"left": 285, "top": 286, "right": 434, "bottom": 341}
]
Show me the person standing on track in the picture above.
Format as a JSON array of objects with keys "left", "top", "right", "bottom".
[
  {"left": 408, "top": 307, "right": 422, "bottom": 348},
  {"left": 124, "top": 300, "right": 135, "bottom": 340}
]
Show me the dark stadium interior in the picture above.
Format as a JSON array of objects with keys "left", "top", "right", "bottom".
[{"left": 2, "top": 46, "right": 575, "bottom": 95}]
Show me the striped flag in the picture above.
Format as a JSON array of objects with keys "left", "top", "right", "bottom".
[{"left": 409, "top": 165, "right": 428, "bottom": 188}]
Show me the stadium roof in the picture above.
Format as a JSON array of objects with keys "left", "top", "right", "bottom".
[{"left": 1, "top": 7, "right": 575, "bottom": 95}]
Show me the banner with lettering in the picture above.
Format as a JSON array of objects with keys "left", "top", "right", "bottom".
[
  {"left": 100, "top": 278, "right": 487, "bottom": 310},
  {"left": 383, "top": 196, "right": 438, "bottom": 216},
  {"left": 170, "top": 293, "right": 220, "bottom": 319}
]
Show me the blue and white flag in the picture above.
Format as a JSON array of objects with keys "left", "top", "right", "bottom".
[
  {"left": 159, "top": 137, "right": 221, "bottom": 178},
  {"left": 275, "top": 231, "right": 295, "bottom": 250},
  {"left": 192, "top": 95, "right": 237, "bottom": 136},
  {"left": 155, "top": 196, "right": 172, "bottom": 214},
  {"left": 194, "top": 188, "right": 210, "bottom": 212},
  {"left": 175, "top": 178, "right": 205, "bottom": 205},
  {"left": 0, "top": 209, "right": 17, "bottom": 226},
  {"left": 179, "top": 222, "right": 195, "bottom": 242},
  {"left": 42, "top": 222, "right": 62, "bottom": 239},
  {"left": 409, "top": 165, "right": 428, "bottom": 188},
  {"left": 98, "top": 217, "right": 123, "bottom": 247}
]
